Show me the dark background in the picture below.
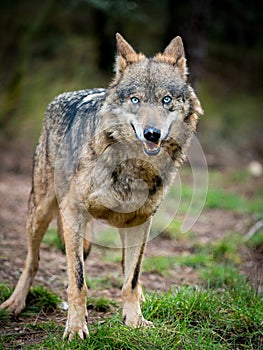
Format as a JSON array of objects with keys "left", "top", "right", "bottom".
[{"left": 0, "top": 0, "right": 262, "bottom": 166}]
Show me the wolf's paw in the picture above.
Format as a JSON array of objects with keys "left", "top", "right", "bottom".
[
  {"left": 63, "top": 322, "right": 89, "bottom": 341},
  {"left": 0, "top": 296, "right": 26, "bottom": 316},
  {"left": 139, "top": 317, "right": 154, "bottom": 328},
  {"left": 123, "top": 313, "right": 153, "bottom": 328}
]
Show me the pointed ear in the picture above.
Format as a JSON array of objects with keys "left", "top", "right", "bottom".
[
  {"left": 115, "top": 33, "right": 145, "bottom": 75},
  {"left": 163, "top": 36, "right": 185, "bottom": 60},
  {"left": 155, "top": 36, "right": 187, "bottom": 80}
]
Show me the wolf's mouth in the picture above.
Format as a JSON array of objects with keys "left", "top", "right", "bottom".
[
  {"left": 143, "top": 141, "right": 161, "bottom": 156},
  {"left": 131, "top": 123, "right": 161, "bottom": 156}
]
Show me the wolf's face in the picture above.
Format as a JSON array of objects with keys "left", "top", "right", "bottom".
[{"left": 104, "top": 34, "right": 203, "bottom": 158}]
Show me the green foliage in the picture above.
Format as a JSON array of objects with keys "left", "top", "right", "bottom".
[
  {"left": 0, "top": 283, "right": 13, "bottom": 303},
  {"left": 164, "top": 176, "right": 263, "bottom": 219},
  {"left": 198, "top": 233, "right": 245, "bottom": 288},
  {"left": 247, "top": 196, "right": 263, "bottom": 217},
  {"left": 0, "top": 284, "right": 13, "bottom": 326},
  {"left": 86, "top": 296, "right": 118, "bottom": 312},
  {"left": 143, "top": 256, "right": 176, "bottom": 276},
  {"left": 86, "top": 276, "right": 122, "bottom": 291},
  {"left": 227, "top": 169, "right": 250, "bottom": 184},
  {"left": 0, "top": 284, "right": 61, "bottom": 327},
  {"left": 92, "top": 227, "right": 122, "bottom": 248},
  {"left": 23, "top": 286, "right": 61, "bottom": 315},
  {"left": 246, "top": 230, "right": 263, "bottom": 248},
  {"left": 143, "top": 232, "right": 245, "bottom": 289},
  {"left": 143, "top": 251, "right": 210, "bottom": 277},
  {"left": 164, "top": 218, "right": 196, "bottom": 240},
  {"left": 8, "top": 285, "right": 261, "bottom": 349},
  {"left": 143, "top": 231, "right": 246, "bottom": 289},
  {"left": 203, "top": 264, "right": 246, "bottom": 288},
  {"left": 86, "top": 276, "right": 112, "bottom": 290},
  {"left": 177, "top": 251, "right": 211, "bottom": 269},
  {"left": 202, "top": 184, "right": 263, "bottom": 216},
  {"left": 0, "top": 308, "right": 11, "bottom": 326},
  {"left": 211, "top": 233, "right": 242, "bottom": 264},
  {"left": 205, "top": 188, "right": 247, "bottom": 211},
  {"left": 43, "top": 227, "right": 65, "bottom": 252}
]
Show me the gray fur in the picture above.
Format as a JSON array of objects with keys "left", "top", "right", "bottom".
[{"left": 0, "top": 33, "right": 203, "bottom": 340}]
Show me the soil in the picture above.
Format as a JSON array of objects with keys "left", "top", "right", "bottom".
[{"left": 0, "top": 144, "right": 262, "bottom": 347}]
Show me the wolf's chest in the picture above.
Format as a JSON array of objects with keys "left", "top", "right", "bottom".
[{"left": 85, "top": 165, "right": 164, "bottom": 227}]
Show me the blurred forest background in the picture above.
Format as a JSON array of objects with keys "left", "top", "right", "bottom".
[
  {"left": 0, "top": 0, "right": 262, "bottom": 167},
  {"left": 0, "top": 3, "right": 263, "bottom": 347}
]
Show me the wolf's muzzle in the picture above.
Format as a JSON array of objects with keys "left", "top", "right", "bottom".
[
  {"left": 143, "top": 127, "right": 161, "bottom": 144},
  {"left": 131, "top": 123, "right": 162, "bottom": 156},
  {"left": 142, "top": 126, "right": 161, "bottom": 156}
]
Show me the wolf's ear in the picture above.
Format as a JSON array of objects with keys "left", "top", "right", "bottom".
[
  {"left": 115, "top": 33, "right": 145, "bottom": 76},
  {"left": 156, "top": 36, "right": 187, "bottom": 80}
]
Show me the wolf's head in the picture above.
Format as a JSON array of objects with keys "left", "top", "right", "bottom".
[{"left": 102, "top": 33, "right": 203, "bottom": 160}]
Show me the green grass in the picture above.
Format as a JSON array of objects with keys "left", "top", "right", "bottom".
[
  {"left": 205, "top": 188, "right": 247, "bottom": 211},
  {"left": 161, "top": 168, "right": 258, "bottom": 219},
  {"left": 247, "top": 196, "right": 263, "bottom": 217},
  {"left": 43, "top": 227, "right": 65, "bottom": 251},
  {"left": 211, "top": 233, "right": 242, "bottom": 263},
  {"left": 86, "top": 296, "right": 118, "bottom": 313},
  {"left": 143, "top": 252, "right": 210, "bottom": 277},
  {"left": 0, "top": 284, "right": 61, "bottom": 317},
  {"left": 247, "top": 230, "right": 263, "bottom": 248},
  {"left": 86, "top": 277, "right": 113, "bottom": 290},
  {"left": 196, "top": 234, "right": 246, "bottom": 287},
  {"left": 0, "top": 283, "right": 13, "bottom": 303},
  {"left": 195, "top": 183, "right": 263, "bottom": 216},
  {"left": 172, "top": 169, "right": 263, "bottom": 217},
  {"left": 143, "top": 256, "right": 177, "bottom": 276},
  {"left": 203, "top": 264, "right": 246, "bottom": 288},
  {"left": 143, "top": 233, "right": 246, "bottom": 288},
  {"left": 86, "top": 275, "right": 122, "bottom": 291},
  {"left": 2, "top": 284, "right": 259, "bottom": 349},
  {"left": 163, "top": 218, "right": 196, "bottom": 240},
  {"left": 24, "top": 286, "right": 61, "bottom": 315},
  {"left": 204, "top": 185, "right": 263, "bottom": 216},
  {"left": 91, "top": 226, "right": 122, "bottom": 248}
]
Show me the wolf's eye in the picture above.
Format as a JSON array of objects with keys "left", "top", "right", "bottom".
[
  {"left": 162, "top": 95, "right": 172, "bottom": 105},
  {"left": 131, "top": 96, "right": 140, "bottom": 104}
]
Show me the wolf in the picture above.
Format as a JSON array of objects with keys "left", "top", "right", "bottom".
[{"left": 0, "top": 33, "right": 203, "bottom": 340}]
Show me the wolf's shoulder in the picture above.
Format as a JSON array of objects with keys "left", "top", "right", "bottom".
[
  {"left": 47, "top": 88, "right": 106, "bottom": 111},
  {"left": 44, "top": 88, "right": 106, "bottom": 128}
]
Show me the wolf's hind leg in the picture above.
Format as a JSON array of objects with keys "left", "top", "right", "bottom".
[
  {"left": 0, "top": 182, "right": 56, "bottom": 315},
  {"left": 119, "top": 219, "right": 153, "bottom": 328}
]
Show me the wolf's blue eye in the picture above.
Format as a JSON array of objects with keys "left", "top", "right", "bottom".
[
  {"left": 131, "top": 96, "right": 140, "bottom": 104},
  {"left": 162, "top": 96, "right": 172, "bottom": 104}
]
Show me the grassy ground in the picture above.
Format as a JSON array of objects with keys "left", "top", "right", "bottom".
[
  {"left": 0, "top": 283, "right": 262, "bottom": 349},
  {"left": 0, "top": 167, "right": 262, "bottom": 349}
]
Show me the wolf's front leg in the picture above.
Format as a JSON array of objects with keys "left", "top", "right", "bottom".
[
  {"left": 60, "top": 208, "right": 89, "bottom": 340},
  {"left": 119, "top": 219, "right": 153, "bottom": 327}
]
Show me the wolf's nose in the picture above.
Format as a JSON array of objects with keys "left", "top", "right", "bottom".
[{"left": 143, "top": 127, "right": 161, "bottom": 144}]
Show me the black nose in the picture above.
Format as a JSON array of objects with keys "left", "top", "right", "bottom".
[{"left": 143, "top": 127, "right": 161, "bottom": 143}]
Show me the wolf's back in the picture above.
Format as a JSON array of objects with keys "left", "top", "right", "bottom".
[
  {"left": 45, "top": 88, "right": 106, "bottom": 136},
  {"left": 41, "top": 88, "right": 106, "bottom": 163}
]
